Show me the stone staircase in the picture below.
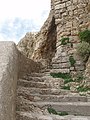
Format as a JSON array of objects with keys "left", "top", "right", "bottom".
[{"left": 16, "top": 69, "right": 90, "bottom": 120}]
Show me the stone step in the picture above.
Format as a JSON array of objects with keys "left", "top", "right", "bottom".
[
  {"left": 25, "top": 71, "right": 51, "bottom": 78},
  {"left": 19, "top": 77, "right": 46, "bottom": 82},
  {"left": 28, "top": 72, "right": 46, "bottom": 77},
  {"left": 18, "top": 79, "right": 50, "bottom": 88},
  {"left": 16, "top": 111, "right": 38, "bottom": 120},
  {"left": 50, "top": 69, "right": 70, "bottom": 73},
  {"left": 40, "top": 68, "right": 51, "bottom": 73},
  {"left": 17, "top": 86, "right": 72, "bottom": 95},
  {"left": 21, "top": 73, "right": 51, "bottom": 81},
  {"left": 17, "top": 101, "right": 90, "bottom": 116},
  {"left": 87, "top": 97, "right": 90, "bottom": 102},
  {"left": 17, "top": 91, "right": 87, "bottom": 102},
  {"left": 43, "top": 72, "right": 51, "bottom": 76},
  {"left": 52, "top": 63, "right": 70, "bottom": 69},
  {"left": 16, "top": 111, "right": 90, "bottom": 120}
]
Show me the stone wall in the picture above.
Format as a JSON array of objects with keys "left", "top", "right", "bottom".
[
  {"left": 54, "top": 0, "right": 90, "bottom": 41},
  {"left": 0, "top": 41, "right": 42, "bottom": 120},
  {"left": 0, "top": 42, "right": 18, "bottom": 120},
  {"left": 17, "top": 0, "right": 90, "bottom": 73},
  {"left": 51, "top": 0, "right": 90, "bottom": 75},
  {"left": 18, "top": 52, "right": 42, "bottom": 78},
  {"left": 84, "top": 57, "right": 90, "bottom": 86}
]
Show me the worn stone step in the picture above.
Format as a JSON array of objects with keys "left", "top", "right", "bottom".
[
  {"left": 32, "top": 102, "right": 90, "bottom": 116},
  {"left": 87, "top": 97, "right": 90, "bottom": 102},
  {"left": 17, "top": 91, "right": 87, "bottom": 102},
  {"left": 16, "top": 111, "right": 38, "bottom": 120},
  {"left": 17, "top": 100, "right": 90, "bottom": 116},
  {"left": 50, "top": 69, "right": 70, "bottom": 73},
  {"left": 18, "top": 79, "right": 49, "bottom": 88},
  {"left": 40, "top": 68, "right": 51, "bottom": 73},
  {"left": 16, "top": 111, "right": 90, "bottom": 120},
  {"left": 28, "top": 72, "right": 45, "bottom": 77},
  {"left": 52, "top": 63, "right": 70, "bottom": 69},
  {"left": 19, "top": 77, "right": 46, "bottom": 82},
  {"left": 17, "top": 86, "right": 72, "bottom": 95},
  {"left": 24, "top": 72, "right": 51, "bottom": 78},
  {"left": 44, "top": 72, "right": 51, "bottom": 76}
]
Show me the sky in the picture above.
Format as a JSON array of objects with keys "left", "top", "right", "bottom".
[{"left": 0, "top": 0, "right": 50, "bottom": 43}]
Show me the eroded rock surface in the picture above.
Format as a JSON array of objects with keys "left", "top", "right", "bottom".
[{"left": 17, "top": 12, "right": 57, "bottom": 66}]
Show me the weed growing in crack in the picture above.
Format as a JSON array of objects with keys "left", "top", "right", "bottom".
[{"left": 47, "top": 107, "right": 68, "bottom": 116}]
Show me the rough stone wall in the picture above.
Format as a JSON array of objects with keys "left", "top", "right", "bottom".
[
  {"left": 31, "top": 13, "right": 57, "bottom": 66},
  {"left": 18, "top": 52, "right": 42, "bottom": 78},
  {"left": 0, "top": 42, "right": 18, "bottom": 120},
  {"left": 84, "top": 57, "right": 90, "bottom": 87},
  {"left": 18, "top": 32, "right": 37, "bottom": 58},
  {"left": 18, "top": 0, "right": 90, "bottom": 72},
  {"left": 51, "top": 0, "right": 90, "bottom": 75},
  {"left": 54, "top": 0, "right": 90, "bottom": 41}
]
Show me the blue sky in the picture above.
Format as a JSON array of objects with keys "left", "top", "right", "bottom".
[{"left": 0, "top": 0, "right": 50, "bottom": 43}]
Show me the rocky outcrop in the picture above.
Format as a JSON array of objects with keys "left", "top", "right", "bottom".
[
  {"left": 31, "top": 13, "right": 57, "bottom": 66},
  {"left": 18, "top": 11, "right": 57, "bottom": 66},
  {"left": 18, "top": 32, "right": 37, "bottom": 58}
]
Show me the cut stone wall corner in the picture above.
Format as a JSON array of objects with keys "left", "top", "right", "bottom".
[{"left": 0, "top": 41, "right": 18, "bottom": 120}]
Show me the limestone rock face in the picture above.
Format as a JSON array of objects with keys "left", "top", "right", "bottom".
[
  {"left": 18, "top": 11, "right": 57, "bottom": 66},
  {"left": 31, "top": 13, "right": 57, "bottom": 66},
  {"left": 17, "top": 32, "right": 37, "bottom": 58}
]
